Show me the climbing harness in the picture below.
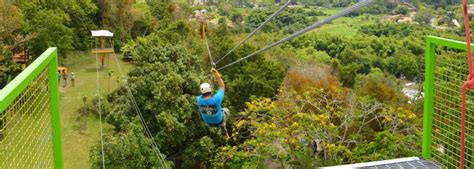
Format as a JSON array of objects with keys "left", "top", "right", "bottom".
[
  {"left": 460, "top": 0, "right": 473, "bottom": 167},
  {"left": 217, "top": 0, "right": 373, "bottom": 71},
  {"left": 215, "top": 0, "right": 293, "bottom": 64}
]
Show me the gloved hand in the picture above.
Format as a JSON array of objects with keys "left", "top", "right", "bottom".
[{"left": 211, "top": 67, "right": 221, "bottom": 79}]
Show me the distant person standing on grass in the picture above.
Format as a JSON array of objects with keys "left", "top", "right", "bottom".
[
  {"left": 71, "top": 72, "right": 75, "bottom": 87},
  {"left": 62, "top": 72, "right": 67, "bottom": 88}
]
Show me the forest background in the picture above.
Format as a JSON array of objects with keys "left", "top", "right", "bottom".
[{"left": 0, "top": 0, "right": 469, "bottom": 168}]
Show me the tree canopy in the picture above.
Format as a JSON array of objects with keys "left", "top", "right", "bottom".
[{"left": 1, "top": 0, "right": 466, "bottom": 168}]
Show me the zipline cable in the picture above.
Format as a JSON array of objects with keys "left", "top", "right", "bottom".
[
  {"left": 217, "top": 0, "right": 372, "bottom": 71},
  {"left": 108, "top": 40, "right": 170, "bottom": 169},
  {"left": 202, "top": 14, "right": 219, "bottom": 87},
  {"left": 110, "top": 50, "right": 169, "bottom": 168},
  {"left": 215, "top": 0, "right": 292, "bottom": 64},
  {"left": 203, "top": 20, "right": 215, "bottom": 67},
  {"left": 93, "top": 39, "right": 106, "bottom": 169}
]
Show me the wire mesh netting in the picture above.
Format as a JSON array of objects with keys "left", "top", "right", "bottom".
[
  {"left": 0, "top": 69, "right": 54, "bottom": 168},
  {"left": 431, "top": 48, "right": 474, "bottom": 168}
]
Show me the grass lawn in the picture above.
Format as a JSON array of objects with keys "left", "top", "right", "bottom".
[
  {"left": 314, "top": 8, "right": 380, "bottom": 36},
  {"left": 58, "top": 51, "right": 132, "bottom": 168}
]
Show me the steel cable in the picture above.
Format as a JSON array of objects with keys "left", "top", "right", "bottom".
[
  {"left": 93, "top": 39, "right": 106, "bottom": 169},
  {"left": 218, "top": 0, "right": 372, "bottom": 70},
  {"left": 108, "top": 40, "right": 170, "bottom": 169},
  {"left": 215, "top": 0, "right": 292, "bottom": 64}
]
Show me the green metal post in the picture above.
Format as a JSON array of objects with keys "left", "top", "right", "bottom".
[
  {"left": 422, "top": 39, "right": 436, "bottom": 159},
  {"left": 48, "top": 48, "right": 64, "bottom": 169}
]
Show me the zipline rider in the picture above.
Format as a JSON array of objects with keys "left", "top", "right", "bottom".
[{"left": 197, "top": 68, "right": 230, "bottom": 137}]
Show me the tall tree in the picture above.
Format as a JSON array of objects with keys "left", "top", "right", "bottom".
[
  {"left": 27, "top": 9, "right": 73, "bottom": 56},
  {"left": 0, "top": 0, "right": 24, "bottom": 87},
  {"left": 96, "top": 0, "right": 156, "bottom": 42},
  {"left": 0, "top": 0, "right": 24, "bottom": 44},
  {"left": 93, "top": 34, "right": 225, "bottom": 167},
  {"left": 90, "top": 120, "right": 169, "bottom": 168}
]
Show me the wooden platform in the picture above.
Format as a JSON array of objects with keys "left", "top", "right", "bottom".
[{"left": 91, "top": 48, "right": 114, "bottom": 54}]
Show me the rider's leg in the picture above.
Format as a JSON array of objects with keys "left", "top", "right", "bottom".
[
  {"left": 220, "top": 108, "right": 230, "bottom": 137},
  {"left": 222, "top": 108, "right": 230, "bottom": 125},
  {"left": 220, "top": 126, "right": 227, "bottom": 136}
]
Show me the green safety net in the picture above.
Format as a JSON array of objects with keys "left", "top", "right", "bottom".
[
  {"left": 0, "top": 70, "right": 54, "bottom": 168},
  {"left": 0, "top": 47, "right": 62, "bottom": 168},
  {"left": 424, "top": 36, "right": 474, "bottom": 168}
]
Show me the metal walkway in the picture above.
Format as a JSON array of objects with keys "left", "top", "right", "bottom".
[{"left": 321, "top": 157, "right": 441, "bottom": 169}]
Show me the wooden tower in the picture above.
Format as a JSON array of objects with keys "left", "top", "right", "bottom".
[{"left": 91, "top": 30, "right": 114, "bottom": 68}]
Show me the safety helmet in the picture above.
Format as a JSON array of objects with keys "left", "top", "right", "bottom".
[{"left": 200, "top": 83, "right": 212, "bottom": 94}]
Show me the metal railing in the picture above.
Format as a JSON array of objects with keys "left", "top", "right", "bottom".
[
  {"left": 0, "top": 47, "right": 63, "bottom": 168},
  {"left": 423, "top": 36, "right": 474, "bottom": 168}
]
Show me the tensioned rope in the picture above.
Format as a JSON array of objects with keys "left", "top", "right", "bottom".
[
  {"left": 215, "top": 0, "right": 292, "bottom": 64},
  {"left": 93, "top": 39, "right": 106, "bottom": 169},
  {"left": 217, "top": 0, "right": 373, "bottom": 71},
  {"left": 203, "top": 21, "right": 215, "bottom": 67},
  {"left": 108, "top": 39, "right": 170, "bottom": 169},
  {"left": 460, "top": 0, "right": 473, "bottom": 167}
]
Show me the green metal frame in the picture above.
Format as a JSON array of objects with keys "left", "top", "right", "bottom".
[
  {"left": 423, "top": 36, "right": 474, "bottom": 159},
  {"left": 0, "top": 47, "right": 63, "bottom": 168}
]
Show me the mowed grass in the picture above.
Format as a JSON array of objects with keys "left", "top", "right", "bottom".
[
  {"left": 58, "top": 51, "right": 132, "bottom": 168},
  {"left": 313, "top": 8, "right": 380, "bottom": 36}
]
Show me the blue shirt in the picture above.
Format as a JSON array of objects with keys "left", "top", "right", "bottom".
[{"left": 197, "top": 88, "right": 224, "bottom": 124}]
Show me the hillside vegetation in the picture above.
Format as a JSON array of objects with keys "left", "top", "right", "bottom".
[{"left": 0, "top": 0, "right": 468, "bottom": 168}]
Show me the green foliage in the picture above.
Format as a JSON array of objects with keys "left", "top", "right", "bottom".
[
  {"left": 414, "top": 9, "right": 434, "bottom": 25},
  {"left": 418, "top": 0, "right": 460, "bottom": 8},
  {"left": 95, "top": 0, "right": 158, "bottom": 45},
  {"left": 0, "top": 57, "right": 21, "bottom": 88},
  {"left": 217, "top": 44, "right": 286, "bottom": 111},
  {"left": 216, "top": 70, "right": 420, "bottom": 167},
  {"left": 218, "top": 17, "right": 227, "bottom": 25},
  {"left": 351, "top": 131, "right": 420, "bottom": 161},
  {"left": 123, "top": 34, "right": 205, "bottom": 151},
  {"left": 182, "top": 136, "right": 216, "bottom": 168},
  {"left": 6, "top": 1, "right": 461, "bottom": 167},
  {"left": 394, "top": 6, "right": 409, "bottom": 15},
  {"left": 147, "top": 0, "right": 172, "bottom": 21},
  {"left": 28, "top": 9, "right": 74, "bottom": 56},
  {"left": 244, "top": 7, "right": 317, "bottom": 33},
  {"left": 230, "top": 11, "right": 243, "bottom": 25},
  {"left": 159, "top": 20, "right": 192, "bottom": 43},
  {"left": 60, "top": 0, "right": 98, "bottom": 50},
  {"left": 355, "top": 68, "right": 407, "bottom": 104},
  {"left": 90, "top": 120, "right": 169, "bottom": 168},
  {"left": 91, "top": 34, "right": 229, "bottom": 167},
  {"left": 296, "top": 0, "right": 353, "bottom": 7},
  {"left": 306, "top": 10, "right": 327, "bottom": 17},
  {"left": 286, "top": 24, "right": 456, "bottom": 83},
  {"left": 337, "top": 62, "right": 360, "bottom": 87},
  {"left": 17, "top": 0, "right": 98, "bottom": 52},
  {"left": 0, "top": 2, "right": 24, "bottom": 43},
  {"left": 348, "top": 0, "right": 397, "bottom": 16},
  {"left": 360, "top": 23, "right": 432, "bottom": 38},
  {"left": 0, "top": 1, "right": 23, "bottom": 87}
]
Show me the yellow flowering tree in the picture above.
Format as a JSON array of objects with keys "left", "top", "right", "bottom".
[{"left": 213, "top": 69, "right": 421, "bottom": 167}]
